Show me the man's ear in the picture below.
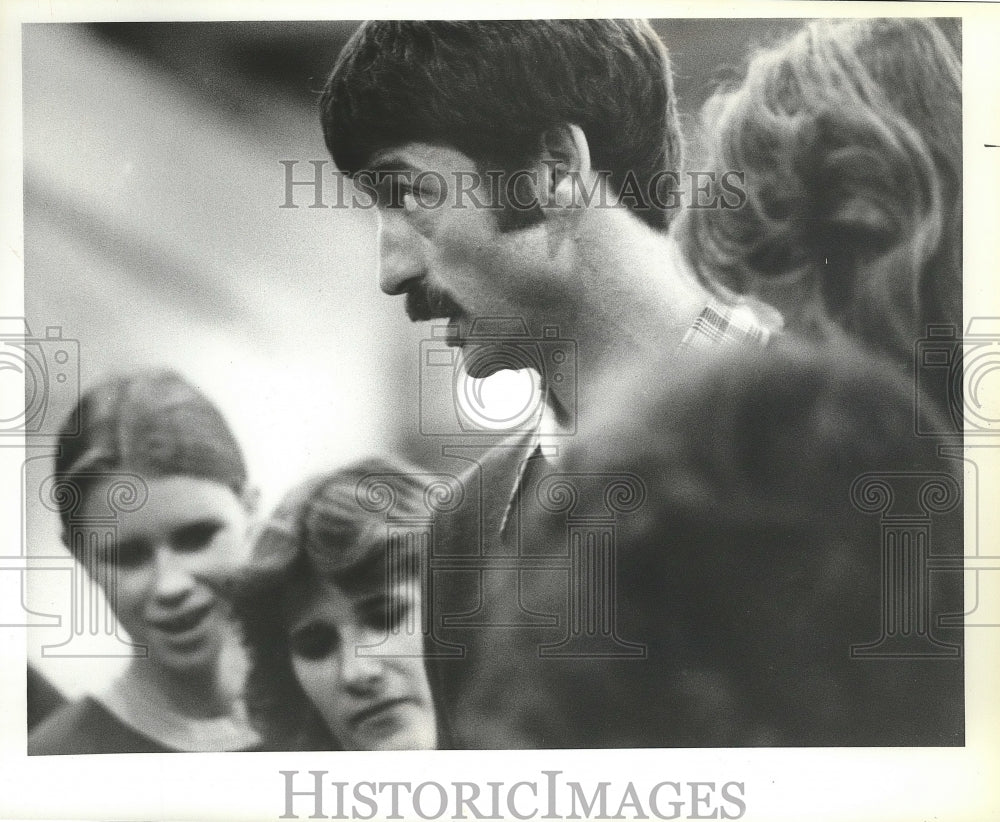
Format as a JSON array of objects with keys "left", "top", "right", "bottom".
[{"left": 537, "top": 123, "right": 594, "bottom": 209}]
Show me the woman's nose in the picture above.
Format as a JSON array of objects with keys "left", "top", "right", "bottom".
[
  {"left": 151, "top": 547, "right": 195, "bottom": 605},
  {"left": 339, "top": 630, "right": 386, "bottom": 694}
]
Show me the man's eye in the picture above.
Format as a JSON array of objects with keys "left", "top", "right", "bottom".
[
  {"left": 290, "top": 624, "right": 339, "bottom": 661},
  {"left": 172, "top": 522, "right": 224, "bottom": 552},
  {"left": 374, "top": 175, "right": 413, "bottom": 210},
  {"left": 112, "top": 539, "right": 151, "bottom": 567}
]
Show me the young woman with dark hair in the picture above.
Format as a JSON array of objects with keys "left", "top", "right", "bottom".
[{"left": 229, "top": 458, "right": 446, "bottom": 750}]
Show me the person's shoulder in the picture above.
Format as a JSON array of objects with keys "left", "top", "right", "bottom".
[
  {"left": 28, "top": 697, "right": 105, "bottom": 755},
  {"left": 442, "top": 431, "right": 537, "bottom": 531},
  {"left": 27, "top": 695, "right": 170, "bottom": 755}
]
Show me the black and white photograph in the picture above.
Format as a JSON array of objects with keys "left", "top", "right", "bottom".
[{"left": 1, "top": 2, "right": 998, "bottom": 820}]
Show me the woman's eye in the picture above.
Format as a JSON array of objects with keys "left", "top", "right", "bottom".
[
  {"left": 113, "top": 538, "right": 152, "bottom": 567},
  {"left": 290, "top": 624, "right": 339, "bottom": 661},
  {"left": 362, "top": 596, "right": 412, "bottom": 632},
  {"left": 389, "top": 597, "right": 413, "bottom": 631},
  {"left": 172, "top": 521, "right": 224, "bottom": 552}
]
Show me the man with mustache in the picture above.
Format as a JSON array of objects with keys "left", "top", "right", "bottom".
[{"left": 320, "top": 20, "right": 775, "bottom": 745}]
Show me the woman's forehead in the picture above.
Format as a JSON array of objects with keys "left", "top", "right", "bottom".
[
  {"left": 86, "top": 474, "right": 245, "bottom": 534},
  {"left": 285, "top": 577, "right": 353, "bottom": 627},
  {"left": 284, "top": 576, "right": 415, "bottom": 627}
]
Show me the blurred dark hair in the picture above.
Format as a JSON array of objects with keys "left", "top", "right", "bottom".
[
  {"left": 321, "top": 20, "right": 683, "bottom": 231},
  {"left": 678, "top": 18, "right": 962, "bottom": 366},
  {"left": 456, "top": 340, "right": 963, "bottom": 747},
  {"left": 230, "top": 457, "right": 442, "bottom": 750},
  {"left": 54, "top": 368, "right": 247, "bottom": 536}
]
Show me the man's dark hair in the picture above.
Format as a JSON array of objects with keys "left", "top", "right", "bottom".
[{"left": 321, "top": 20, "right": 683, "bottom": 230}]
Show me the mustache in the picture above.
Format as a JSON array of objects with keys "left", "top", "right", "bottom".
[{"left": 405, "top": 282, "right": 464, "bottom": 322}]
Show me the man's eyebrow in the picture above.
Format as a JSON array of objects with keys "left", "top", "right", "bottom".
[{"left": 365, "top": 155, "right": 419, "bottom": 176}]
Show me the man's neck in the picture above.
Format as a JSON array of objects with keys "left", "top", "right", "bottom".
[{"left": 544, "top": 208, "right": 708, "bottom": 423}]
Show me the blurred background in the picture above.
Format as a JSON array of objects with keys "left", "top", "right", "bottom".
[{"left": 21, "top": 19, "right": 803, "bottom": 699}]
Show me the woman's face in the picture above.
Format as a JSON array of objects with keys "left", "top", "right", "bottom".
[
  {"left": 81, "top": 475, "right": 251, "bottom": 676},
  {"left": 286, "top": 574, "right": 438, "bottom": 750}
]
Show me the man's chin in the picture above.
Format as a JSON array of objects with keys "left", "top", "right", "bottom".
[
  {"left": 448, "top": 319, "right": 539, "bottom": 377},
  {"left": 444, "top": 318, "right": 464, "bottom": 348},
  {"left": 460, "top": 345, "right": 524, "bottom": 380}
]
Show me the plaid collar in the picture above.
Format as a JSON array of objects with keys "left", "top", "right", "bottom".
[{"left": 678, "top": 298, "right": 773, "bottom": 351}]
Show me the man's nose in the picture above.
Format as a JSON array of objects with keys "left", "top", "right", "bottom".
[
  {"left": 152, "top": 547, "right": 195, "bottom": 604},
  {"left": 376, "top": 210, "right": 426, "bottom": 296}
]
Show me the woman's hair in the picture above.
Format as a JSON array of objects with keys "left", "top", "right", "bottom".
[
  {"left": 53, "top": 368, "right": 247, "bottom": 534},
  {"left": 230, "top": 456, "right": 437, "bottom": 750},
  {"left": 678, "top": 18, "right": 961, "bottom": 366},
  {"left": 456, "top": 340, "right": 964, "bottom": 747}
]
